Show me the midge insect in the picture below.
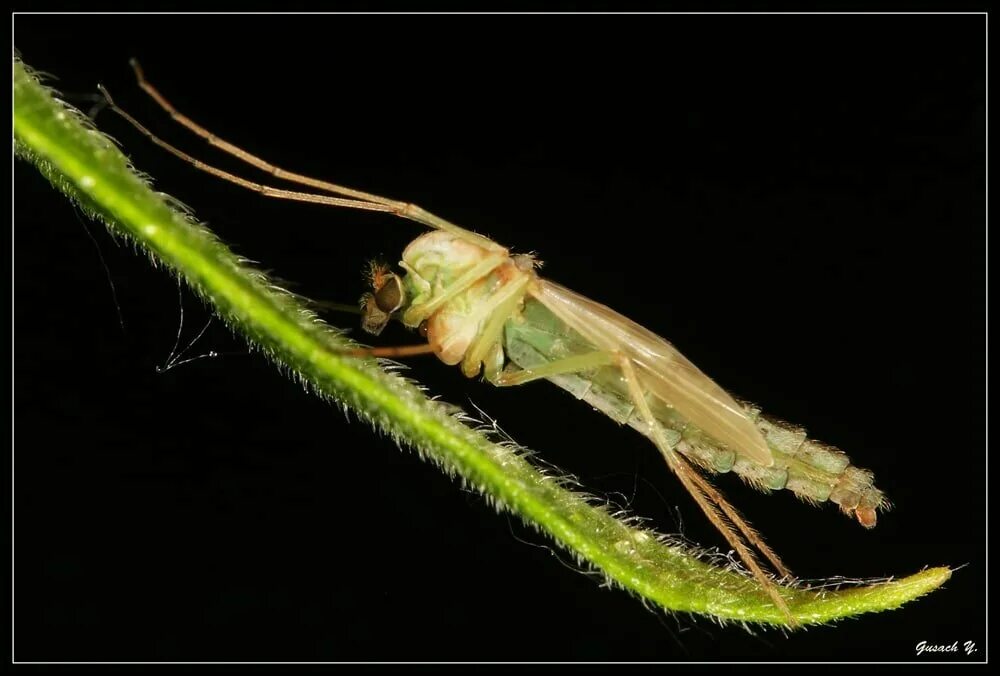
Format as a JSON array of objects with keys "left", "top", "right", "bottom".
[{"left": 98, "top": 61, "right": 888, "bottom": 626}]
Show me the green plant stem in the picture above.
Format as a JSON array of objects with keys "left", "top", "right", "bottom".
[{"left": 14, "top": 57, "right": 950, "bottom": 628}]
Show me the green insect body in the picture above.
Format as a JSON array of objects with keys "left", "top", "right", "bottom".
[
  {"left": 503, "top": 297, "right": 887, "bottom": 527},
  {"left": 393, "top": 230, "right": 886, "bottom": 530}
]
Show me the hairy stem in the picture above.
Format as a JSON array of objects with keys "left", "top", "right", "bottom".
[{"left": 14, "top": 57, "right": 950, "bottom": 628}]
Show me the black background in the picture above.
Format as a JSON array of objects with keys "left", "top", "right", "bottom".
[{"left": 14, "top": 13, "right": 985, "bottom": 662}]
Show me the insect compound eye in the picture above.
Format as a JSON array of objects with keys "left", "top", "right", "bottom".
[
  {"left": 374, "top": 274, "right": 405, "bottom": 314},
  {"left": 418, "top": 320, "right": 429, "bottom": 339},
  {"left": 360, "top": 293, "right": 391, "bottom": 336}
]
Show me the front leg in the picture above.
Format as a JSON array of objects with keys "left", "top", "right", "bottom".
[{"left": 402, "top": 254, "right": 508, "bottom": 327}]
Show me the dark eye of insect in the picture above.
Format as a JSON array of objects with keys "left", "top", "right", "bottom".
[
  {"left": 374, "top": 275, "right": 404, "bottom": 314},
  {"left": 418, "top": 320, "right": 429, "bottom": 338}
]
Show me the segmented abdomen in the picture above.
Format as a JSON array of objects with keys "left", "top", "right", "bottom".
[
  {"left": 665, "top": 401, "right": 886, "bottom": 528},
  {"left": 586, "top": 374, "right": 886, "bottom": 528},
  {"left": 503, "top": 320, "right": 888, "bottom": 528}
]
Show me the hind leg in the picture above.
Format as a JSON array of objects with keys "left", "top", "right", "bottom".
[{"left": 615, "top": 356, "right": 797, "bottom": 626}]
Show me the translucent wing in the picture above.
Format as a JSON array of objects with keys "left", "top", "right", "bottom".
[{"left": 531, "top": 279, "right": 773, "bottom": 466}]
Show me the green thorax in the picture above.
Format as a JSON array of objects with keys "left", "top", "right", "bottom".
[{"left": 398, "top": 230, "right": 498, "bottom": 329}]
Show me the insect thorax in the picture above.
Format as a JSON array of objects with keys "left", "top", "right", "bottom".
[{"left": 399, "top": 231, "right": 532, "bottom": 366}]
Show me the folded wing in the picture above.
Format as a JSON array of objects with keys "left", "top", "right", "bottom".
[{"left": 531, "top": 279, "right": 773, "bottom": 466}]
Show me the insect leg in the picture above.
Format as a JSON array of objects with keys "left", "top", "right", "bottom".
[
  {"left": 124, "top": 61, "right": 505, "bottom": 252},
  {"left": 491, "top": 351, "right": 617, "bottom": 386},
  {"left": 682, "top": 464, "right": 792, "bottom": 580},
  {"left": 617, "top": 356, "right": 798, "bottom": 626},
  {"left": 341, "top": 344, "right": 437, "bottom": 358},
  {"left": 460, "top": 278, "right": 532, "bottom": 378},
  {"left": 401, "top": 254, "right": 509, "bottom": 326},
  {"left": 98, "top": 85, "right": 398, "bottom": 214},
  {"left": 311, "top": 300, "right": 364, "bottom": 316}
]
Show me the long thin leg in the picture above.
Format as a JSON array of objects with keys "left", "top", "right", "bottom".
[
  {"left": 311, "top": 300, "right": 363, "bottom": 316},
  {"left": 98, "top": 85, "right": 398, "bottom": 215},
  {"left": 342, "top": 344, "right": 437, "bottom": 358},
  {"left": 460, "top": 277, "right": 532, "bottom": 378},
  {"left": 617, "top": 356, "right": 797, "bottom": 626},
  {"left": 491, "top": 340, "right": 796, "bottom": 621},
  {"left": 129, "top": 60, "right": 396, "bottom": 207},
  {"left": 683, "top": 464, "right": 792, "bottom": 580},
  {"left": 528, "top": 286, "right": 795, "bottom": 580},
  {"left": 123, "top": 61, "right": 505, "bottom": 253},
  {"left": 492, "top": 351, "right": 616, "bottom": 386}
]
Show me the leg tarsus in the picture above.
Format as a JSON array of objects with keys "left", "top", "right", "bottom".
[
  {"left": 616, "top": 355, "right": 798, "bottom": 627},
  {"left": 684, "top": 467, "right": 793, "bottom": 580}
]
